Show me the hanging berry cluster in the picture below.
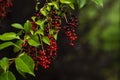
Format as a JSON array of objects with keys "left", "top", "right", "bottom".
[
  {"left": 64, "top": 16, "right": 78, "bottom": 46},
  {"left": 0, "top": 0, "right": 13, "bottom": 19},
  {"left": 17, "top": 0, "right": 79, "bottom": 70}
]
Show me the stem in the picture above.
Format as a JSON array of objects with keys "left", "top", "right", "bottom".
[
  {"left": 64, "top": 13, "right": 68, "bottom": 23},
  {"left": 48, "top": 22, "right": 51, "bottom": 35},
  {"left": 9, "top": 58, "right": 16, "bottom": 61},
  {"left": 35, "top": 48, "right": 38, "bottom": 70},
  {"left": 19, "top": 38, "right": 24, "bottom": 43},
  {"left": 39, "top": 34, "right": 44, "bottom": 51},
  {"left": 13, "top": 43, "right": 21, "bottom": 50},
  {"left": 9, "top": 49, "right": 23, "bottom": 66}
]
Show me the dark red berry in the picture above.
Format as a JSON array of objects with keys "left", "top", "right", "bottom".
[{"left": 69, "top": 43, "right": 74, "bottom": 46}]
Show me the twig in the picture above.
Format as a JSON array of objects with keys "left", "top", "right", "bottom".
[
  {"left": 9, "top": 49, "right": 23, "bottom": 67},
  {"left": 64, "top": 13, "right": 68, "bottom": 23}
]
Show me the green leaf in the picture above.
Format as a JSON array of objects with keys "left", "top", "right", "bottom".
[
  {"left": 77, "top": 0, "right": 86, "bottom": 9},
  {"left": 17, "top": 30, "right": 23, "bottom": 36},
  {"left": 30, "top": 30, "right": 34, "bottom": 35},
  {"left": 31, "top": 16, "right": 36, "bottom": 22},
  {"left": 11, "top": 23, "right": 24, "bottom": 29},
  {"left": 46, "top": 5, "right": 51, "bottom": 11},
  {"left": 0, "top": 57, "right": 9, "bottom": 72},
  {"left": 92, "top": 0, "right": 103, "bottom": 7},
  {"left": 36, "top": 20, "right": 45, "bottom": 31},
  {"left": 60, "top": 0, "right": 71, "bottom": 4},
  {"left": 28, "top": 39, "right": 40, "bottom": 47},
  {"left": 35, "top": 2, "right": 40, "bottom": 11},
  {"left": 49, "top": 29, "right": 54, "bottom": 35},
  {"left": 0, "top": 71, "right": 16, "bottom": 80},
  {"left": 42, "top": 36, "right": 50, "bottom": 45},
  {"left": 48, "top": 3, "right": 53, "bottom": 6},
  {"left": 24, "top": 20, "right": 32, "bottom": 33},
  {"left": 40, "top": 8, "right": 48, "bottom": 16},
  {"left": 15, "top": 53, "right": 35, "bottom": 76},
  {"left": 24, "top": 35, "right": 30, "bottom": 40},
  {"left": 29, "top": 35, "right": 40, "bottom": 47},
  {"left": 70, "top": 0, "right": 76, "bottom": 3},
  {"left": 35, "top": 29, "right": 44, "bottom": 35},
  {"left": 0, "top": 42, "right": 21, "bottom": 50},
  {"left": 30, "top": 35, "right": 39, "bottom": 43},
  {"left": 0, "top": 42, "right": 14, "bottom": 50},
  {"left": 13, "top": 40, "right": 22, "bottom": 53},
  {"left": 52, "top": 2, "right": 59, "bottom": 10},
  {"left": 0, "top": 32, "right": 20, "bottom": 41},
  {"left": 69, "top": 3, "right": 75, "bottom": 9},
  {"left": 54, "top": 33, "right": 58, "bottom": 40}
]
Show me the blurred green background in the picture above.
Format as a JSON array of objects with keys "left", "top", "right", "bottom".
[
  {"left": 79, "top": 0, "right": 119, "bottom": 52},
  {"left": 59, "top": 0, "right": 120, "bottom": 80}
]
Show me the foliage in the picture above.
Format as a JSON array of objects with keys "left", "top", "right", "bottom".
[{"left": 0, "top": 0, "right": 103, "bottom": 79}]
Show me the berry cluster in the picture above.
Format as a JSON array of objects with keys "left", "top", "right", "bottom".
[
  {"left": 21, "top": 39, "right": 56, "bottom": 69},
  {"left": 47, "top": 35, "right": 57, "bottom": 57},
  {"left": 0, "top": 0, "right": 13, "bottom": 19},
  {"left": 64, "top": 16, "right": 78, "bottom": 46},
  {"left": 30, "top": 20, "right": 37, "bottom": 31},
  {"left": 21, "top": 1, "right": 78, "bottom": 70},
  {"left": 43, "top": 8, "right": 61, "bottom": 60},
  {"left": 20, "top": 8, "right": 61, "bottom": 69},
  {"left": 23, "top": 44, "right": 51, "bottom": 69},
  {"left": 44, "top": 9, "right": 61, "bottom": 36}
]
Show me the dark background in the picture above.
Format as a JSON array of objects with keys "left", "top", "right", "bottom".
[{"left": 0, "top": 0, "right": 119, "bottom": 80}]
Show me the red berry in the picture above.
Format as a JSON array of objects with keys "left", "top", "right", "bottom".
[
  {"left": 47, "top": 18, "right": 51, "bottom": 22},
  {"left": 69, "top": 43, "right": 74, "bottom": 46}
]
